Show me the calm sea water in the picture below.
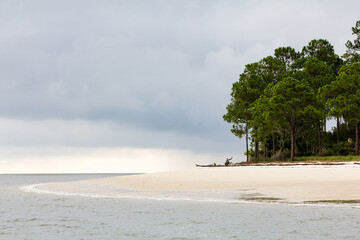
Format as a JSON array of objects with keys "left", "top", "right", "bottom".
[{"left": 1, "top": 174, "right": 360, "bottom": 240}]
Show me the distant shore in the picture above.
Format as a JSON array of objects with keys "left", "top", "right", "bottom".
[{"left": 36, "top": 163, "right": 360, "bottom": 204}]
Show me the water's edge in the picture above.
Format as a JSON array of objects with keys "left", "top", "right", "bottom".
[{"left": 21, "top": 181, "right": 360, "bottom": 209}]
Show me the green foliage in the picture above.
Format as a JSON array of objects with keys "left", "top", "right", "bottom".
[
  {"left": 269, "top": 77, "right": 316, "bottom": 120},
  {"left": 294, "top": 155, "right": 360, "bottom": 162},
  {"left": 328, "top": 63, "right": 360, "bottom": 124},
  {"left": 302, "top": 39, "right": 336, "bottom": 67},
  {"left": 224, "top": 20, "right": 360, "bottom": 160},
  {"left": 248, "top": 155, "right": 360, "bottom": 162},
  {"left": 332, "top": 142, "right": 355, "bottom": 156},
  {"left": 249, "top": 157, "right": 276, "bottom": 163},
  {"left": 303, "top": 58, "right": 335, "bottom": 90},
  {"left": 274, "top": 46, "right": 300, "bottom": 71},
  {"left": 343, "top": 20, "right": 360, "bottom": 63}
]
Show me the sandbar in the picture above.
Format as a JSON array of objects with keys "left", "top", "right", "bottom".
[{"left": 35, "top": 163, "right": 360, "bottom": 203}]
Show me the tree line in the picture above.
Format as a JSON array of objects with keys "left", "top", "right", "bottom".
[{"left": 224, "top": 20, "right": 360, "bottom": 161}]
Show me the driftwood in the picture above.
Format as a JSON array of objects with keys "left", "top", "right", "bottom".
[
  {"left": 225, "top": 157, "right": 233, "bottom": 166},
  {"left": 195, "top": 163, "right": 217, "bottom": 167},
  {"left": 196, "top": 157, "right": 234, "bottom": 167}
]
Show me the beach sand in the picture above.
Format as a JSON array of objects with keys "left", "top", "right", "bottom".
[{"left": 36, "top": 164, "right": 360, "bottom": 203}]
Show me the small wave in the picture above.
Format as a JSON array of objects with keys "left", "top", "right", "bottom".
[
  {"left": 20, "top": 184, "right": 360, "bottom": 208},
  {"left": 21, "top": 183, "right": 261, "bottom": 204},
  {"left": 20, "top": 183, "right": 115, "bottom": 198},
  {"left": 21, "top": 184, "right": 49, "bottom": 194}
]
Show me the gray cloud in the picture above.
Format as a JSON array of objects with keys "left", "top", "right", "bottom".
[
  {"left": 0, "top": 118, "right": 240, "bottom": 155},
  {"left": 0, "top": 0, "right": 359, "bottom": 155}
]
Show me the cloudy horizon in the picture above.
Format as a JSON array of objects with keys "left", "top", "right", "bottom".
[{"left": 1, "top": 0, "right": 359, "bottom": 173}]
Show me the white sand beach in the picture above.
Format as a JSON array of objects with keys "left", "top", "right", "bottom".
[{"left": 36, "top": 163, "right": 360, "bottom": 203}]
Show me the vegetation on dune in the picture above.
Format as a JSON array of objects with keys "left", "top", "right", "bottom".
[
  {"left": 224, "top": 20, "right": 360, "bottom": 162},
  {"left": 241, "top": 155, "right": 360, "bottom": 163}
]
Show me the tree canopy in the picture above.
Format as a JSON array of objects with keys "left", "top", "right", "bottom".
[{"left": 224, "top": 20, "right": 360, "bottom": 161}]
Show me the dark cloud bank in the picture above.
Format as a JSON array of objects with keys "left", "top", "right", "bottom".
[{"left": 0, "top": 0, "right": 359, "bottom": 156}]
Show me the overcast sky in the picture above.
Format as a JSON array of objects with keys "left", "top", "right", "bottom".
[{"left": 0, "top": 0, "right": 359, "bottom": 173}]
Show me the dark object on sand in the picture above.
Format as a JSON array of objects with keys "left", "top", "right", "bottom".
[
  {"left": 195, "top": 163, "right": 216, "bottom": 167},
  {"left": 225, "top": 157, "right": 233, "bottom": 166},
  {"left": 195, "top": 157, "right": 234, "bottom": 167}
]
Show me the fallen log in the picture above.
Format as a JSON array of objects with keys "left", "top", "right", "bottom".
[{"left": 195, "top": 163, "right": 217, "bottom": 167}]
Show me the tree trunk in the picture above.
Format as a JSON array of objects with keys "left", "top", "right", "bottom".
[
  {"left": 323, "top": 118, "right": 326, "bottom": 132},
  {"left": 317, "top": 121, "right": 322, "bottom": 155},
  {"left": 272, "top": 130, "right": 275, "bottom": 159},
  {"left": 356, "top": 123, "right": 359, "bottom": 155},
  {"left": 263, "top": 135, "right": 266, "bottom": 162},
  {"left": 254, "top": 130, "right": 259, "bottom": 159},
  {"left": 246, "top": 124, "right": 249, "bottom": 162},
  {"left": 336, "top": 117, "right": 340, "bottom": 144},
  {"left": 290, "top": 118, "right": 295, "bottom": 161},
  {"left": 291, "top": 127, "right": 295, "bottom": 161}
]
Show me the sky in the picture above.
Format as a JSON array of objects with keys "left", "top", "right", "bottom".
[{"left": 0, "top": 0, "right": 359, "bottom": 173}]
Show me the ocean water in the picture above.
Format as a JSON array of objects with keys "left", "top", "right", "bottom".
[{"left": 1, "top": 174, "right": 360, "bottom": 240}]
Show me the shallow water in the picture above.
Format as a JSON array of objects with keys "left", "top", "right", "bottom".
[{"left": 1, "top": 174, "right": 360, "bottom": 239}]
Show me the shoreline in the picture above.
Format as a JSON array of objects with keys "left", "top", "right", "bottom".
[
  {"left": 32, "top": 163, "right": 360, "bottom": 204},
  {"left": 196, "top": 160, "right": 360, "bottom": 167}
]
